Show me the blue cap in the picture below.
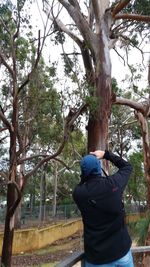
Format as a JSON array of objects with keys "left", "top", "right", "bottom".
[{"left": 80, "top": 155, "right": 102, "bottom": 180}]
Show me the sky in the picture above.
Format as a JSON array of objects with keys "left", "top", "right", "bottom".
[
  {"left": 31, "top": 0, "right": 149, "bottom": 89},
  {"left": 6, "top": 0, "right": 150, "bottom": 91}
]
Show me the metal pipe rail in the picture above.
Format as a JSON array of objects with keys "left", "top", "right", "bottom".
[{"left": 55, "top": 247, "right": 150, "bottom": 267}]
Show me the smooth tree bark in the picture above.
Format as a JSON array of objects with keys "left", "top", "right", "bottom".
[{"left": 43, "top": 0, "right": 150, "bottom": 154}]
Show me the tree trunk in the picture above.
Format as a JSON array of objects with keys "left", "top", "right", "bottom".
[
  {"left": 39, "top": 171, "right": 46, "bottom": 222},
  {"left": 1, "top": 179, "right": 16, "bottom": 267},
  {"left": 53, "top": 163, "right": 58, "bottom": 217},
  {"left": 1, "top": 89, "right": 19, "bottom": 266},
  {"left": 136, "top": 112, "right": 150, "bottom": 207},
  {"left": 87, "top": 30, "right": 111, "bottom": 153},
  {"left": 136, "top": 112, "right": 150, "bottom": 267}
]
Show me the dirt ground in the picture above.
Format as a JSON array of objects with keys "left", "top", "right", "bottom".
[
  {"left": 0, "top": 228, "right": 144, "bottom": 267},
  {"left": 1, "top": 231, "right": 83, "bottom": 267}
]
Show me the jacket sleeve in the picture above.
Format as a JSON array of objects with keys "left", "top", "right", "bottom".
[{"left": 103, "top": 150, "right": 133, "bottom": 190}]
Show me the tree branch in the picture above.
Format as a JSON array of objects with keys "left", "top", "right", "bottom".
[
  {"left": 112, "top": 0, "right": 131, "bottom": 17},
  {"left": 8, "top": 181, "right": 22, "bottom": 217},
  {"left": 115, "top": 97, "right": 147, "bottom": 115},
  {"left": 0, "top": 52, "right": 14, "bottom": 78},
  {"left": 23, "top": 103, "right": 86, "bottom": 179},
  {"left": 18, "top": 30, "right": 42, "bottom": 93},
  {"left": 115, "top": 14, "right": 150, "bottom": 23},
  {"left": 92, "top": 0, "right": 109, "bottom": 23},
  {"left": 57, "top": 0, "right": 96, "bottom": 51},
  {"left": 91, "top": 0, "right": 101, "bottom": 30},
  {"left": 0, "top": 106, "right": 12, "bottom": 133},
  {"left": 53, "top": 17, "right": 83, "bottom": 46}
]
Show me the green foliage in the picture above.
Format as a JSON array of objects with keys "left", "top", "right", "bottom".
[
  {"left": 126, "top": 0, "right": 150, "bottom": 17},
  {"left": 17, "top": 0, "right": 26, "bottom": 12},
  {"left": 112, "top": 77, "right": 122, "bottom": 95},
  {"left": 20, "top": 59, "right": 62, "bottom": 146},
  {"left": 135, "top": 214, "right": 150, "bottom": 245},
  {"left": 111, "top": 0, "right": 149, "bottom": 51},
  {"left": 62, "top": 54, "right": 74, "bottom": 75},
  {"left": 53, "top": 29, "right": 65, "bottom": 45},
  {"left": 126, "top": 151, "right": 146, "bottom": 202},
  {"left": 128, "top": 213, "right": 150, "bottom": 246},
  {"left": 64, "top": 129, "right": 86, "bottom": 158},
  {"left": 16, "top": 37, "right": 30, "bottom": 68}
]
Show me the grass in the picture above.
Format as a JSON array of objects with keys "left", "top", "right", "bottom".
[{"left": 32, "top": 262, "right": 59, "bottom": 267}]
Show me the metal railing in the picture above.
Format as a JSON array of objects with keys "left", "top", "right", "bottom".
[{"left": 55, "top": 247, "right": 150, "bottom": 267}]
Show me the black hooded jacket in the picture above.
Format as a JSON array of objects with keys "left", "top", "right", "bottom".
[{"left": 73, "top": 151, "right": 133, "bottom": 264}]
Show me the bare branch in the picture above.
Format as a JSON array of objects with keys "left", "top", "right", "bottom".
[
  {"left": 0, "top": 106, "right": 12, "bottom": 132},
  {"left": 0, "top": 52, "right": 14, "bottom": 78},
  {"left": 91, "top": 0, "right": 100, "bottom": 30},
  {"left": 87, "top": 0, "right": 94, "bottom": 29},
  {"left": 18, "top": 30, "right": 42, "bottom": 93},
  {"left": 112, "top": 0, "right": 131, "bottom": 17},
  {"left": 114, "top": 48, "right": 126, "bottom": 65},
  {"left": 54, "top": 157, "right": 71, "bottom": 170},
  {"left": 13, "top": 2, "right": 21, "bottom": 40},
  {"left": 115, "top": 14, "right": 150, "bottom": 23}
]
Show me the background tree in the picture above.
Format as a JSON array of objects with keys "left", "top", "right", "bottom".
[{"left": 0, "top": 1, "right": 85, "bottom": 266}]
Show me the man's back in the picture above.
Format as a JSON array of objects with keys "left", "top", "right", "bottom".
[{"left": 73, "top": 151, "right": 133, "bottom": 265}]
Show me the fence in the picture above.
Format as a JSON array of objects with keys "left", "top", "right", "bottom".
[
  {"left": 0, "top": 204, "right": 80, "bottom": 225},
  {"left": 55, "top": 247, "right": 150, "bottom": 267},
  {"left": 0, "top": 203, "right": 148, "bottom": 226}
]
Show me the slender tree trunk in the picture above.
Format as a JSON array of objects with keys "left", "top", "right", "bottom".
[
  {"left": 1, "top": 183, "right": 16, "bottom": 267},
  {"left": 136, "top": 112, "right": 150, "bottom": 207},
  {"left": 1, "top": 136, "right": 18, "bottom": 266},
  {"left": 53, "top": 163, "right": 58, "bottom": 217},
  {"left": 136, "top": 112, "right": 150, "bottom": 267},
  {"left": 39, "top": 171, "right": 46, "bottom": 222},
  {"left": 1, "top": 86, "right": 19, "bottom": 266},
  {"left": 14, "top": 165, "right": 24, "bottom": 229}
]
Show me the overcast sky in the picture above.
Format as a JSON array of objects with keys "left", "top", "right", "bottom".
[{"left": 10, "top": 0, "right": 150, "bottom": 90}]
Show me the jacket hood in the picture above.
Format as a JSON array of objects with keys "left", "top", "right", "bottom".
[{"left": 80, "top": 155, "right": 102, "bottom": 182}]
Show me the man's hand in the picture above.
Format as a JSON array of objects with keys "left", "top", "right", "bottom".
[{"left": 90, "top": 150, "right": 105, "bottom": 159}]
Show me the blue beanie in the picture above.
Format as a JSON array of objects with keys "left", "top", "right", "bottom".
[{"left": 80, "top": 155, "right": 102, "bottom": 181}]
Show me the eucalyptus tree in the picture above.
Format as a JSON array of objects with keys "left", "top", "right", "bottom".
[
  {"left": 42, "top": 1, "right": 150, "bottom": 263},
  {"left": 43, "top": 0, "right": 150, "bottom": 153},
  {"left": 0, "top": 1, "right": 84, "bottom": 266}
]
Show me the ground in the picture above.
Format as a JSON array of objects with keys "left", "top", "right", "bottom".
[
  {"left": 0, "top": 228, "right": 144, "bottom": 267},
  {"left": 8, "top": 231, "right": 83, "bottom": 267}
]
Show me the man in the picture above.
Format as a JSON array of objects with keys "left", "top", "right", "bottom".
[{"left": 73, "top": 150, "right": 134, "bottom": 267}]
